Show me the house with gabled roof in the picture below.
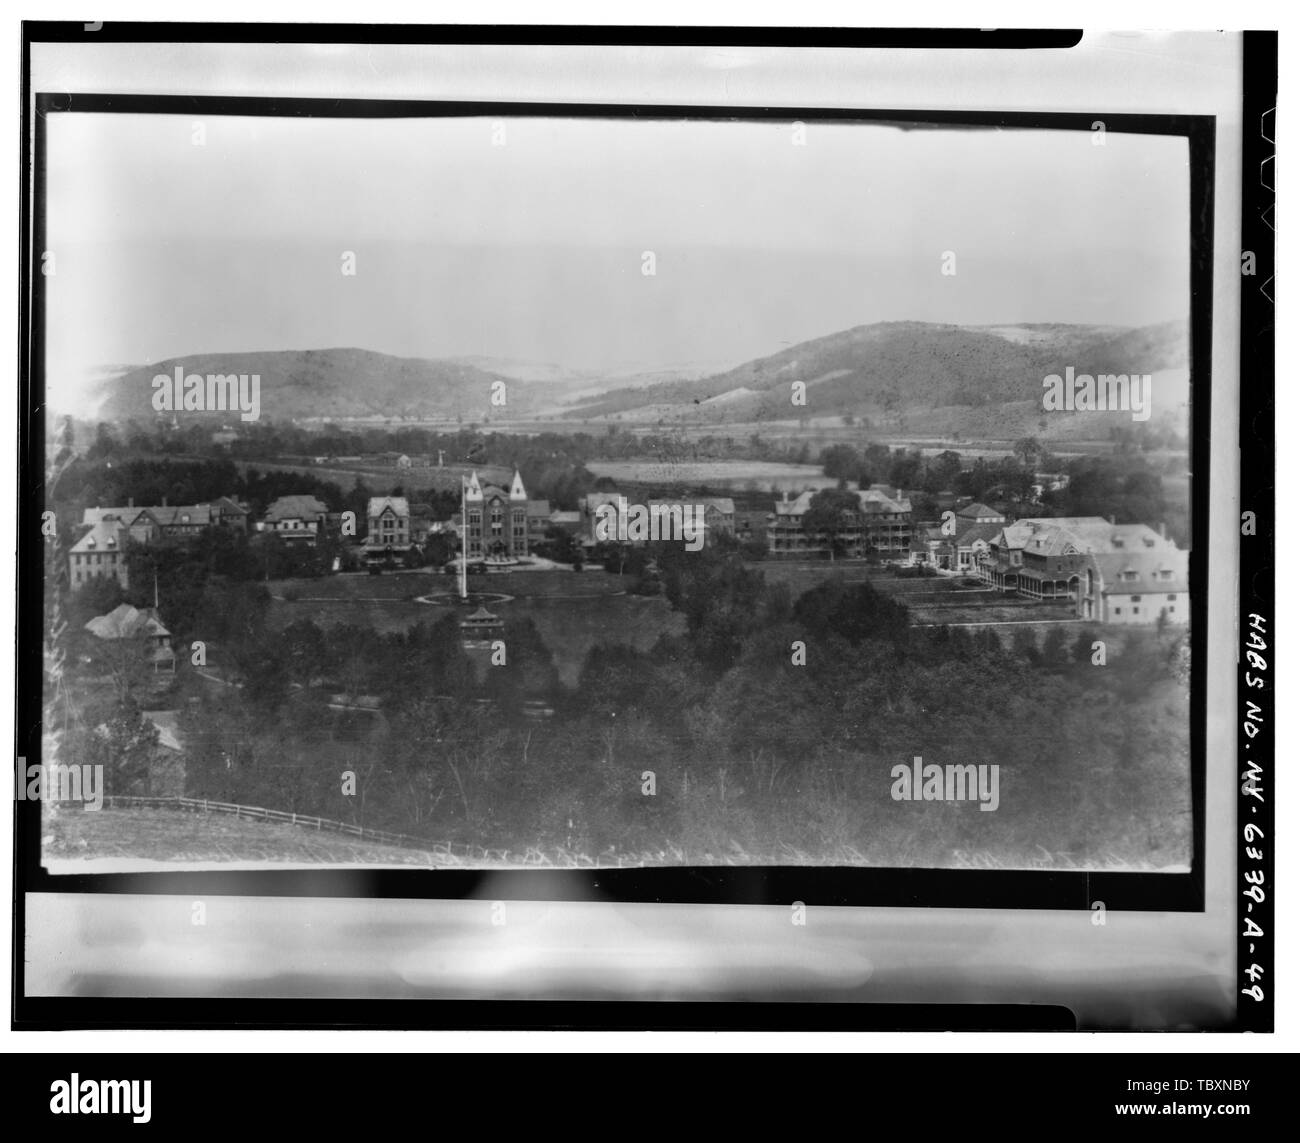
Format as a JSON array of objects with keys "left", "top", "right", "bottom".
[
  {"left": 83, "top": 496, "right": 244, "bottom": 541},
  {"left": 975, "top": 515, "right": 1181, "bottom": 612},
  {"left": 955, "top": 501, "right": 1005, "bottom": 525},
  {"left": 262, "top": 495, "right": 329, "bottom": 545},
  {"left": 84, "top": 603, "right": 176, "bottom": 673},
  {"left": 951, "top": 521, "right": 1003, "bottom": 574},
  {"left": 364, "top": 496, "right": 412, "bottom": 558},
  {"left": 1079, "top": 547, "right": 1189, "bottom": 625},
  {"left": 208, "top": 496, "right": 250, "bottom": 530},
  {"left": 69, "top": 520, "right": 130, "bottom": 590}
]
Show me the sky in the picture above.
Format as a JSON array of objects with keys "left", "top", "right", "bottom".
[{"left": 42, "top": 112, "right": 1190, "bottom": 412}]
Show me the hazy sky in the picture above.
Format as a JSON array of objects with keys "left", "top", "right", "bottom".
[{"left": 43, "top": 113, "right": 1190, "bottom": 410}]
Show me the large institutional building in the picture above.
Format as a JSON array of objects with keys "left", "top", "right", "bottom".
[
  {"left": 973, "top": 516, "right": 1189, "bottom": 626},
  {"left": 767, "top": 485, "right": 913, "bottom": 559},
  {"left": 462, "top": 471, "right": 553, "bottom": 558}
]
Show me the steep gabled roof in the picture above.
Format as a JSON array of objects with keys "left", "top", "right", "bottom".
[
  {"left": 70, "top": 520, "right": 127, "bottom": 554},
  {"left": 1089, "top": 548, "right": 1189, "bottom": 595},
  {"left": 954, "top": 522, "right": 1003, "bottom": 547},
  {"left": 367, "top": 496, "right": 410, "bottom": 518},
  {"left": 82, "top": 506, "right": 151, "bottom": 528},
  {"left": 856, "top": 488, "right": 910, "bottom": 515},
  {"left": 151, "top": 505, "right": 213, "bottom": 527},
  {"left": 84, "top": 603, "right": 170, "bottom": 640},
  {"left": 957, "top": 501, "right": 1002, "bottom": 520}
]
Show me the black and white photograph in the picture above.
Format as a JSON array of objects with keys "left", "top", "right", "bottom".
[
  {"left": 11, "top": 20, "right": 1274, "bottom": 1048},
  {"left": 35, "top": 106, "right": 1202, "bottom": 875}
]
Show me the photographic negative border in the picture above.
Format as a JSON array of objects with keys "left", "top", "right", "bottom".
[
  {"left": 18, "top": 91, "right": 1212, "bottom": 918},
  {"left": 1234, "top": 29, "right": 1275, "bottom": 1036}
]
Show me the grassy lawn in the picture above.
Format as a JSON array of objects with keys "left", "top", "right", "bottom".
[
  {"left": 43, "top": 805, "right": 447, "bottom": 867},
  {"left": 266, "top": 568, "right": 686, "bottom": 685}
]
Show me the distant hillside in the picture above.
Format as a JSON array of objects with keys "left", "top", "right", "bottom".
[
  {"left": 96, "top": 347, "right": 565, "bottom": 423},
  {"left": 563, "top": 320, "right": 1189, "bottom": 436},
  {"left": 449, "top": 355, "right": 582, "bottom": 384},
  {"left": 93, "top": 323, "right": 1190, "bottom": 438}
]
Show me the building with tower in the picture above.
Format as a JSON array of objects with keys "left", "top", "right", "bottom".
[{"left": 462, "top": 470, "right": 537, "bottom": 558}]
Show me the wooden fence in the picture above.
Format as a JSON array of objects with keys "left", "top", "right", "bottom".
[{"left": 99, "top": 794, "right": 473, "bottom": 856}]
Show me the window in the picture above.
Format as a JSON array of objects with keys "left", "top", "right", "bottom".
[
  {"left": 1167, "top": 594, "right": 1177, "bottom": 602},
  {"left": 1133, "top": 607, "right": 1140, "bottom": 615}
]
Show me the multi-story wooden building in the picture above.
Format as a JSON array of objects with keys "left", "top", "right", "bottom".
[
  {"left": 1078, "top": 548, "right": 1189, "bottom": 625},
  {"left": 363, "top": 496, "right": 412, "bottom": 559},
  {"left": 975, "top": 516, "right": 1188, "bottom": 623},
  {"left": 69, "top": 520, "right": 130, "bottom": 590},
  {"left": 767, "top": 486, "right": 912, "bottom": 559}
]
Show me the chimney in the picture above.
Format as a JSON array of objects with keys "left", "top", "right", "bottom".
[
  {"left": 1109, "top": 514, "right": 1115, "bottom": 525},
  {"left": 1160, "top": 521, "right": 1167, "bottom": 540},
  {"left": 128, "top": 496, "right": 134, "bottom": 509},
  {"left": 162, "top": 495, "right": 168, "bottom": 508}
]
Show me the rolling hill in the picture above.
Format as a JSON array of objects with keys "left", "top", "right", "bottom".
[
  {"left": 95, "top": 347, "right": 565, "bottom": 423},
  {"left": 561, "top": 320, "right": 1189, "bottom": 438},
  {"left": 92, "top": 320, "right": 1190, "bottom": 441}
]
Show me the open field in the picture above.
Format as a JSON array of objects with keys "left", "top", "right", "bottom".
[
  {"left": 267, "top": 568, "right": 686, "bottom": 686},
  {"left": 231, "top": 457, "right": 512, "bottom": 497},
  {"left": 267, "top": 561, "right": 1115, "bottom": 670},
  {"left": 585, "top": 459, "right": 835, "bottom": 491}
]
